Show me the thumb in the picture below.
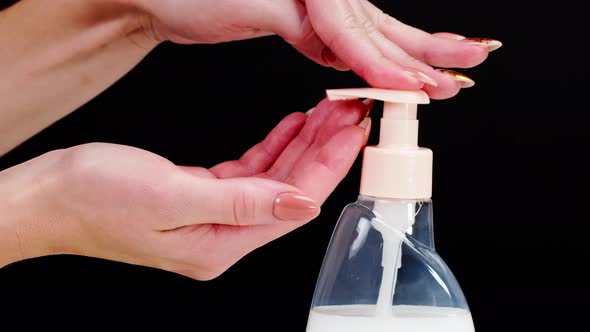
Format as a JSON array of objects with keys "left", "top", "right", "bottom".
[{"left": 168, "top": 175, "right": 321, "bottom": 228}]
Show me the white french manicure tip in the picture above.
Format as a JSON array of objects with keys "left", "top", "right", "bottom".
[
  {"left": 305, "top": 107, "right": 315, "bottom": 116},
  {"left": 358, "top": 117, "right": 371, "bottom": 129},
  {"left": 359, "top": 117, "right": 371, "bottom": 137}
]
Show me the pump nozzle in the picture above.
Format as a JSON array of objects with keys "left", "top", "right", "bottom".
[{"left": 326, "top": 88, "right": 432, "bottom": 199}]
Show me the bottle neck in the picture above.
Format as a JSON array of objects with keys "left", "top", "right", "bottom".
[{"left": 358, "top": 195, "right": 435, "bottom": 249}]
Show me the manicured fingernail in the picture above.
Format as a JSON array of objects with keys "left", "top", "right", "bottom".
[
  {"left": 305, "top": 107, "right": 315, "bottom": 116},
  {"left": 362, "top": 98, "right": 374, "bottom": 117},
  {"left": 436, "top": 69, "right": 475, "bottom": 88},
  {"left": 358, "top": 117, "right": 372, "bottom": 138},
  {"left": 404, "top": 69, "right": 438, "bottom": 87},
  {"left": 273, "top": 193, "right": 320, "bottom": 222},
  {"left": 463, "top": 37, "right": 503, "bottom": 52},
  {"left": 444, "top": 33, "right": 466, "bottom": 40}
]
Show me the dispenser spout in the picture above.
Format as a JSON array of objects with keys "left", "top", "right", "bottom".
[{"left": 326, "top": 88, "right": 433, "bottom": 200}]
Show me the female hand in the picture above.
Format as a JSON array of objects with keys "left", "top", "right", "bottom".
[
  {"left": 1, "top": 99, "right": 371, "bottom": 280},
  {"left": 134, "top": 0, "right": 501, "bottom": 99}
]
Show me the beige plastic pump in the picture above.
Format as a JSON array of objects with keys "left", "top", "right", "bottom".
[{"left": 326, "top": 88, "right": 432, "bottom": 199}]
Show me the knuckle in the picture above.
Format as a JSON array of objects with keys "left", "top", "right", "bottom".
[
  {"left": 420, "top": 50, "right": 435, "bottom": 65},
  {"left": 381, "top": 13, "right": 401, "bottom": 28},
  {"left": 342, "top": 12, "right": 358, "bottom": 31},
  {"left": 326, "top": 11, "right": 364, "bottom": 46},
  {"left": 342, "top": 12, "right": 379, "bottom": 37},
  {"left": 357, "top": 54, "right": 388, "bottom": 82},
  {"left": 229, "top": 190, "right": 256, "bottom": 226},
  {"left": 288, "top": 15, "right": 317, "bottom": 46},
  {"left": 358, "top": 16, "right": 378, "bottom": 36},
  {"left": 406, "top": 55, "right": 426, "bottom": 68},
  {"left": 53, "top": 144, "right": 100, "bottom": 185}
]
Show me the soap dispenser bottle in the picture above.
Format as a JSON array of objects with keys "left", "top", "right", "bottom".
[{"left": 305, "top": 88, "right": 475, "bottom": 332}]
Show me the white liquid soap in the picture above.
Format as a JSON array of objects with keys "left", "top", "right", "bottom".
[{"left": 307, "top": 305, "right": 475, "bottom": 332}]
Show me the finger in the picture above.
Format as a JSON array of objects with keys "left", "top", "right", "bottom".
[
  {"left": 304, "top": 0, "right": 427, "bottom": 89},
  {"left": 162, "top": 175, "right": 320, "bottom": 229},
  {"left": 433, "top": 33, "right": 503, "bottom": 52},
  {"left": 265, "top": 98, "right": 368, "bottom": 181},
  {"left": 263, "top": 98, "right": 338, "bottom": 180},
  {"left": 285, "top": 123, "right": 368, "bottom": 204},
  {"left": 432, "top": 32, "right": 467, "bottom": 40},
  {"left": 320, "top": 47, "right": 350, "bottom": 71},
  {"left": 257, "top": 0, "right": 348, "bottom": 71},
  {"left": 209, "top": 112, "right": 307, "bottom": 178},
  {"left": 211, "top": 122, "right": 370, "bottom": 252},
  {"left": 366, "top": 39, "right": 463, "bottom": 100},
  {"left": 275, "top": 100, "right": 368, "bottom": 183},
  {"left": 342, "top": 19, "right": 462, "bottom": 99},
  {"left": 271, "top": 0, "right": 331, "bottom": 68},
  {"left": 422, "top": 68, "right": 477, "bottom": 100},
  {"left": 360, "top": 1, "right": 489, "bottom": 68}
]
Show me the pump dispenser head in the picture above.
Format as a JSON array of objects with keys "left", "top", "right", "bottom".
[{"left": 327, "top": 88, "right": 432, "bottom": 199}]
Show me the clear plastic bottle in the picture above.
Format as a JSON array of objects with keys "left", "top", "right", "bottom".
[
  {"left": 305, "top": 88, "right": 474, "bottom": 332},
  {"left": 306, "top": 196, "right": 474, "bottom": 332}
]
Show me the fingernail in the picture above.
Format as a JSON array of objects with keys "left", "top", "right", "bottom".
[
  {"left": 305, "top": 107, "right": 315, "bottom": 116},
  {"left": 273, "top": 193, "right": 320, "bottom": 222},
  {"left": 463, "top": 37, "right": 503, "bottom": 52},
  {"left": 358, "top": 117, "right": 371, "bottom": 146},
  {"left": 362, "top": 98, "right": 374, "bottom": 117},
  {"left": 444, "top": 33, "right": 466, "bottom": 40},
  {"left": 358, "top": 117, "right": 372, "bottom": 140},
  {"left": 436, "top": 69, "right": 475, "bottom": 88},
  {"left": 404, "top": 69, "right": 439, "bottom": 87}
]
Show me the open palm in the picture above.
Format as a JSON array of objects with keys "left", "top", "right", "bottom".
[{"left": 48, "top": 98, "right": 370, "bottom": 279}]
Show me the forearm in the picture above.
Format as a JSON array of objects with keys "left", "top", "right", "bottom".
[{"left": 0, "top": 0, "right": 159, "bottom": 155}]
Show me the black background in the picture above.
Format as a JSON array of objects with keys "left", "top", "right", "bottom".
[{"left": 1, "top": 0, "right": 589, "bottom": 330}]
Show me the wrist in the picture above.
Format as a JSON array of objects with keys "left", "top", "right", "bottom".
[
  {"left": 69, "top": 0, "right": 161, "bottom": 47},
  {"left": 87, "top": 0, "right": 163, "bottom": 46},
  {"left": 0, "top": 150, "right": 71, "bottom": 267},
  {"left": 4, "top": 0, "right": 160, "bottom": 59}
]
